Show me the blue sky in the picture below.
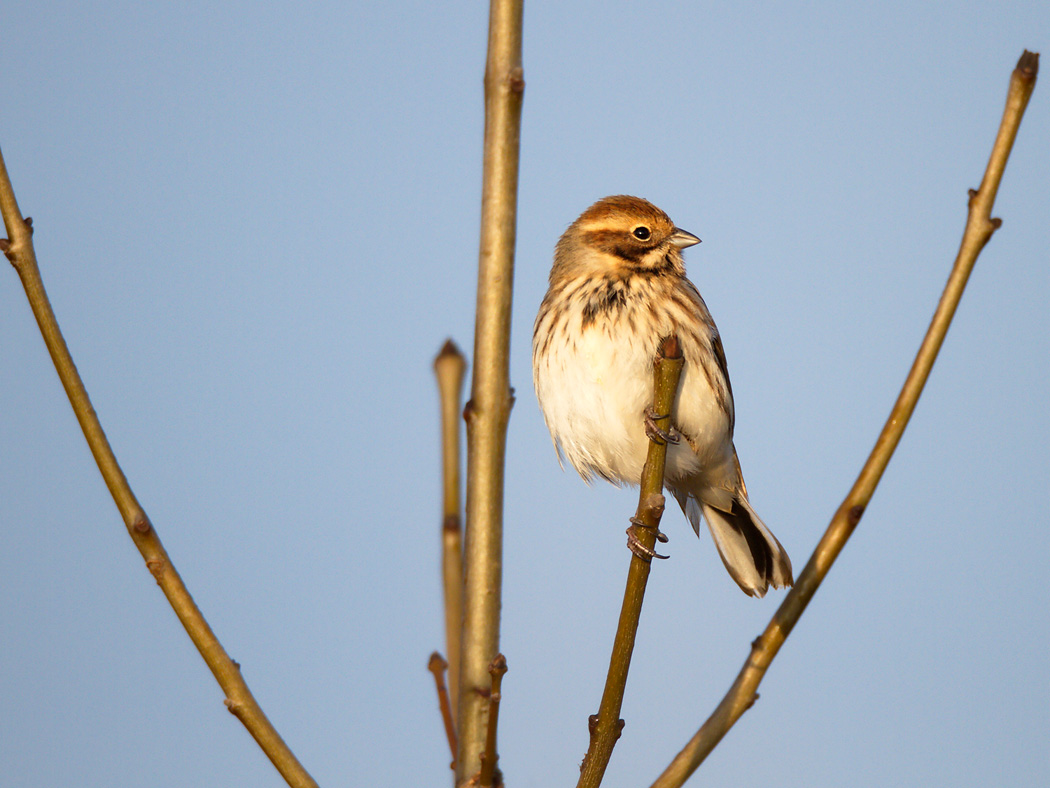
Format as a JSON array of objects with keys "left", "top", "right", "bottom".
[{"left": 2, "top": 3, "right": 1047, "bottom": 786}]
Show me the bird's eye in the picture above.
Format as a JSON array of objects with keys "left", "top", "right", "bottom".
[{"left": 632, "top": 226, "right": 651, "bottom": 241}]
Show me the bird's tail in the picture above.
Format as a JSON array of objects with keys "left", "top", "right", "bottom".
[{"left": 674, "top": 488, "right": 793, "bottom": 598}]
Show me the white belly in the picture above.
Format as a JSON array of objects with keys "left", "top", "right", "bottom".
[{"left": 534, "top": 320, "right": 732, "bottom": 487}]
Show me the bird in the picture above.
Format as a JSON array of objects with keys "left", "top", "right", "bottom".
[{"left": 532, "top": 195, "right": 792, "bottom": 597}]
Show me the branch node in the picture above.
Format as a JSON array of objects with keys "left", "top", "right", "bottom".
[
  {"left": 847, "top": 504, "right": 865, "bottom": 526},
  {"left": 643, "top": 492, "right": 666, "bottom": 519},
  {"left": 508, "top": 67, "right": 525, "bottom": 93},
  {"left": 443, "top": 513, "right": 461, "bottom": 533},
  {"left": 145, "top": 559, "right": 165, "bottom": 579},
  {"left": 488, "top": 652, "right": 508, "bottom": 678}
]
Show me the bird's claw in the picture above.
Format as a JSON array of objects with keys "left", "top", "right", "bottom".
[
  {"left": 644, "top": 406, "right": 680, "bottom": 446},
  {"left": 627, "top": 517, "right": 669, "bottom": 561}
]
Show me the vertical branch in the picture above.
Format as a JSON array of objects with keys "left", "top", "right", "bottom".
[
  {"left": 434, "top": 340, "right": 468, "bottom": 716},
  {"left": 577, "top": 336, "right": 684, "bottom": 788},
  {"left": 650, "top": 50, "right": 1039, "bottom": 788},
  {"left": 455, "top": 0, "right": 525, "bottom": 782},
  {"left": 0, "top": 148, "right": 319, "bottom": 788}
]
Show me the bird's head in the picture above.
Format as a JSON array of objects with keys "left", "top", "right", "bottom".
[{"left": 551, "top": 195, "right": 700, "bottom": 283}]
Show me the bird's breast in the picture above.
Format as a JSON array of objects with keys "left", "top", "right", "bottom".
[{"left": 533, "top": 281, "right": 732, "bottom": 485}]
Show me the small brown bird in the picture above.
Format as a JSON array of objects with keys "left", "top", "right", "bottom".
[{"left": 532, "top": 195, "right": 792, "bottom": 597}]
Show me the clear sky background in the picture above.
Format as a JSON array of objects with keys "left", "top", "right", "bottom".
[{"left": 2, "top": 3, "right": 1048, "bottom": 787}]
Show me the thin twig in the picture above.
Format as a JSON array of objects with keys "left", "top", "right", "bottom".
[
  {"left": 479, "top": 654, "right": 508, "bottom": 788},
  {"left": 455, "top": 0, "right": 524, "bottom": 784},
  {"left": 577, "top": 336, "right": 685, "bottom": 788},
  {"left": 434, "top": 340, "right": 468, "bottom": 717},
  {"left": 429, "top": 652, "right": 459, "bottom": 767},
  {"left": 0, "top": 147, "right": 319, "bottom": 788},
  {"left": 650, "top": 49, "right": 1039, "bottom": 788}
]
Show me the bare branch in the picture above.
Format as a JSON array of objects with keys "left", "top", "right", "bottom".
[
  {"left": 434, "top": 340, "right": 468, "bottom": 717},
  {"left": 429, "top": 652, "right": 459, "bottom": 768},
  {"left": 0, "top": 146, "right": 319, "bottom": 788},
  {"left": 651, "top": 49, "right": 1039, "bottom": 788},
  {"left": 479, "top": 654, "right": 508, "bottom": 788},
  {"left": 455, "top": 0, "right": 524, "bottom": 783},
  {"left": 577, "top": 336, "right": 684, "bottom": 788}
]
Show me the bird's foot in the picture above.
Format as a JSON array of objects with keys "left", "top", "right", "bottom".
[
  {"left": 643, "top": 406, "right": 680, "bottom": 446},
  {"left": 626, "top": 516, "right": 669, "bottom": 561}
]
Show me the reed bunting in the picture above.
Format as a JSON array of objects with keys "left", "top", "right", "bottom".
[{"left": 532, "top": 195, "right": 792, "bottom": 597}]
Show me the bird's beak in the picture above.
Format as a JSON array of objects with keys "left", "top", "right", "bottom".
[{"left": 670, "top": 228, "right": 701, "bottom": 249}]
